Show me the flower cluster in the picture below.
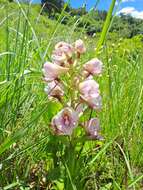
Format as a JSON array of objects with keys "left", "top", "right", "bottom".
[{"left": 43, "top": 40, "right": 103, "bottom": 140}]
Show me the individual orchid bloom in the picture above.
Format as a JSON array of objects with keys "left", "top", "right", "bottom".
[
  {"left": 51, "top": 107, "right": 78, "bottom": 135},
  {"left": 44, "top": 81, "right": 64, "bottom": 99},
  {"left": 55, "top": 41, "right": 74, "bottom": 58},
  {"left": 79, "top": 79, "right": 99, "bottom": 95},
  {"left": 43, "top": 62, "right": 69, "bottom": 81},
  {"left": 51, "top": 49, "right": 67, "bottom": 65},
  {"left": 79, "top": 79, "right": 102, "bottom": 110},
  {"left": 85, "top": 118, "right": 103, "bottom": 140},
  {"left": 83, "top": 58, "right": 103, "bottom": 76},
  {"left": 74, "top": 39, "right": 86, "bottom": 54}
]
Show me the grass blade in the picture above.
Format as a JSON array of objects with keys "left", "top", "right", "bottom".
[{"left": 96, "top": 0, "right": 116, "bottom": 54}]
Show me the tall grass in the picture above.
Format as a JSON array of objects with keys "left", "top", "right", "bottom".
[{"left": 0, "top": 0, "right": 143, "bottom": 189}]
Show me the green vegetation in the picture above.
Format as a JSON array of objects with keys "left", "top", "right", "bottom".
[
  {"left": 0, "top": 0, "right": 143, "bottom": 189},
  {"left": 41, "top": 0, "right": 143, "bottom": 38},
  {"left": 41, "top": 0, "right": 65, "bottom": 16}
]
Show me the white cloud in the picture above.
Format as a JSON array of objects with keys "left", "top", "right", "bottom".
[
  {"left": 115, "top": 0, "right": 134, "bottom": 6},
  {"left": 117, "top": 7, "right": 143, "bottom": 19},
  {"left": 118, "top": 7, "right": 135, "bottom": 14},
  {"left": 122, "top": 0, "right": 135, "bottom": 2}
]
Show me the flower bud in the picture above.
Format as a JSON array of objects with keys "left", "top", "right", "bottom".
[{"left": 74, "top": 39, "right": 86, "bottom": 54}]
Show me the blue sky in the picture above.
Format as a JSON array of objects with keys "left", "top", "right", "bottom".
[
  {"left": 33, "top": 0, "right": 142, "bottom": 10},
  {"left": 33, "top": 0, "right": 143, "bottom": 19},
  {"left": 65, "top": 0, "right": 143, "bottom": 12}
]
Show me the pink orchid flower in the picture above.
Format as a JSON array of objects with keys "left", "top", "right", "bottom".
[
  {"left": 51, "top": 107, "right": 78, "bottom": 135},
  {"left": 83, "top": 58, "right": 103, "bottom": 76},
  {"left": 74, "top": 39, "right": 86, "bottom": 54},
  {"left": 79, "top": 79, "right": 102, "bottom": 110},
  {"left": 85, "top": 118, "right": 103, "bottom": 140},
  {"left": 44, "top": 81, "right": 64, "bottom": 99},
  {"left": 52, "top": 49, "right": 67, "bottom": 65},
  {"left": 55, "top": 41, "right": 74, "bottom": 57},
  {"left": 43, "top": 62, "right": 69, "bottom": 81}
]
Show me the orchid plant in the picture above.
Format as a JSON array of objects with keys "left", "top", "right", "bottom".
[{"left": 43, "top": 40, "right": 103, "bottom": 141}]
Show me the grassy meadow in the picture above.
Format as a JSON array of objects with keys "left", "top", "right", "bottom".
[{"left": 0, "top": 0, "right": 143, "bottom": 189}]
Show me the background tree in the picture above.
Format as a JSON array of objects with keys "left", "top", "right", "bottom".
[{"left": 41, "top": 0, "right": 64, "bottom": 16}]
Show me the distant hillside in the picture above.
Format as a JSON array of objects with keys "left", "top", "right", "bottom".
[
  {"left": 1, "top": 0, "right": 143, "bottom": 39},
  {"left": 38, "top": 0, "right": 143, "bottom": 38},
  {"left": 0, "top": 0, "right": 143, "bottom": 53},
  {"left": 52, "top": 8, "right": 143, "bottom": 38}
]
